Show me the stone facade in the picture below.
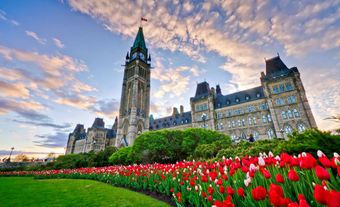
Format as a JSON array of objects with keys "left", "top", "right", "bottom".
[
  {"left": 65, "top": 118, "right": 117, "bottom": 155},
  {"left": 66, "top": 27, "right": 317, "bottom": 154},
  {"left": 150, "top": 56, "right": 317, "bottom": 142},
  {"left": 115, "top": 27, "right": 151, "bottom": 147}
]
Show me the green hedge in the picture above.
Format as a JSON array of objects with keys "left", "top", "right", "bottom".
[
  {"left": 109, "top": 128, "right": 232, "bottom": 165},
  {"left": 216, "top": 129, "right": 340, "bottom": 159}
]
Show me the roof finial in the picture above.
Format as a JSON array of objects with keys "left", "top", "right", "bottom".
[{"left": 277, "top": 52, "right": 280, "bottom": 57}]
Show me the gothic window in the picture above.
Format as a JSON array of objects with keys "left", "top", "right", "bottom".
[
  {"left": 285, "top": 125, "right": 293, "bottom": 135},
  {"left": 228, "top": 121, "right": 231, "bottom": 128},
  {"left": 262, "top": 115, "right": 267, "bottom": 123},
  {"left": 232, "top": 120, "right": 235, "bottom": 127},
  {"left": 297, "top": 123, "right": 306, "bottom": 132},
  {"left": 267, "top": 128, "right": 275, "bottom": 139},
  {"left": 273, "top": 86, "right": 279, "bottom": 94},
  {"left": 276, "top": 98, "right": 285, "bottom": 105},
  {"left": 294, "top": 109, "right": 300, "bottom": 117},
  {"left": 241, "top": 132, "right": 247, "bottom": 140},
  {"left": 218, "top": 123, "right": 224, "bottom": 130},
  {"left": 231, "top": 134, "right": 237, "bottom": 141},
  {"left": 217, "top": 112, "right": 223, "bottom": 119},
  {"left": 281, "top": 111, "right": 287, "bottom": 119},
  {"left": 253, "top": 131, "right": 259, "bottom": 140},
  {"left": 238, "top": 120, "right": 242, "bottom": 127},
  {"left": 287, "top": 95, "right": 297, "bottom": 104},
  {"left": 248, "top": 117, "right": 252, "bottom": 125},
  {"left": 267, "top": 114, "right": 272, "bottom": 122},
  {"left": 279, "top": 84, "right": 285, "bottom": 92},
  {"left": 253, "top": 116, "right": 257, "bottom": 124},
  {"left": 242, "top": 118, "right": 245, "bottom": 126},
  {"left": 286, "top": 82, "right": 294, "bottom": 91},
  {"left": 288, "top": 110, "right": 293, "bottom": 118}
]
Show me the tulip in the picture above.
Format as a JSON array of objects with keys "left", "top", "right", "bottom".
[
  {"left": 314, "top": 184, "right": 328, "bottom": 205},
  {"left": 252, "top": 186, "right": 267, "bottom": 201},
  {"left": 237, "top": 187, "right": 245, "bottom": 197},
  {"left": 276, "top": 173, "right": 285, "bottom": 183},
  {"left": 226, "top": 186, "right": 234, "bottom": 196},
  {"left": 315, "top": 165, "right": 330, "bottom": 180},
  {"left": 288, "top": 169, "right": 299, "bottom": 181}
]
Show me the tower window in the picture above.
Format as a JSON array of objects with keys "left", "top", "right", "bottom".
[
  {"left": 235, "top": 98, "right": 240, "bottom": 103},
  {"left": 267, "top": 128, "right": 275, "bottom": 139},
  {"left": 279, "top": 84, "right": 285, "bottom": 92},
  {"left": 288, "top": 110, "right": 293, "bottom": 118},
  {"left": 294, "top": 109, "right": 300, "bottom": 117},
  {"left": 262, "top": 115, "right": 267, "bottom": 123},
  {"left": 245, "top": 95, "right": 250, "bottom": 101},
  {"left": 284, "top": 125, "right": 293, "bottom": 135},
  {"left": 281, "top": 111, "right": 287, "bottom": 119},
  {"left": 286, "top": 82, "right": 294, "bottom": 91},
  {"left": 273, "top": 86, "right": 279, "bottom": 94},
  {"left": 256, "top": 93, "right": 261, "bottom": 98},
  {"left": 297, "top": 123, "right": 306, "bottom": 132}
]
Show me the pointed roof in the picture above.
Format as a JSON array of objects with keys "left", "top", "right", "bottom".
[
  {"left": 265, "top": 56, "right": 289, "bottom": 76},
  {"left": 131, "top": 27, "right": 147, "bottom": 51}
]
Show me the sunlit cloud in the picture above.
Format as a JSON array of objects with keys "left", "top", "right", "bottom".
[{"left": 25, "top": 30, "right": 47, "bottom": 45}]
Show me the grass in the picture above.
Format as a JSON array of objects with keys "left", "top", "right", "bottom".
[{"left": 0, "top": 177, "right": 171, "bottom": 207}]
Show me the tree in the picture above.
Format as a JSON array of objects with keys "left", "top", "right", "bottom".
[{"left": 14, "top": 154, "right": 29, "bottom": 162}]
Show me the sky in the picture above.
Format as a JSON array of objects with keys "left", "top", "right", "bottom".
[{"left": 0, "top": 0, "right": 339, "bottom": 157}]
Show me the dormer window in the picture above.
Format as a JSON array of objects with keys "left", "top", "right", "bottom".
[
  {"left": 256, "top": 93, "right": 261, "bottom": 98},
  {"left": 235, "top": 98, "right": 240, "bottom": 103},
  {"left": 245, "top": 95, "right": 250, "bottom": 101}
]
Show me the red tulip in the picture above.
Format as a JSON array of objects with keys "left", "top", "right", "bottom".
[
  {"left": 315, "top": 165, "right": 330, "bottom": 180},
  {"left": 208, "top": 195, "right": 213, "bottom": 202},
  {"left": 327, "top": 190, "right": 340, "bottom": 207},
  {"left": 276, "top": 173, "right": 285, "bottom": 183},
  {"left": 219, "top": 186, "right": 225, "bottom": 194},
  {"left": 226, "top": 186, "right": 234, "bottom": 196},
  {"left": 208, "top": 185, "right": 214, "bottom": 195},
  {"left": 262, "top": 169, "right": 271, "bottom": 179},
  {"left": 252, "top": 186, "right": 267, "bottom": 201},
  {"left": 170, "top": 188, "right": 174, "bottom": 193},
  {"left": 288, "top": 169, "right": 299, "bottom": 181},
  {"left": 176, "top": 192, "right": 182, "bottom": 203},
  {"left": 314, "top": 184, "right": 328, "bottom": 205},
  {"left": 237, "top": 187, "right": 245, "bottom": 197},
  {"left": 269, "top": 184, "right": 284, "bottom": 206}
]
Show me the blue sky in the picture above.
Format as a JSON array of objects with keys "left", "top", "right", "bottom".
[{"left": 0, "top": 0, "right": 339, "bottom": 157}]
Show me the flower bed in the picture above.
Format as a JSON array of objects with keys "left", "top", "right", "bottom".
[{"left": 1, "top": 151, "right": 340, "bottom": 207}]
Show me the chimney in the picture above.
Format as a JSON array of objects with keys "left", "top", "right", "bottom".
[
  {"left": 172, "top": 107, "right": 179, "bottom": 116},
  {"left": 180, "top": 105, "right": 184, "bottom": 115}
]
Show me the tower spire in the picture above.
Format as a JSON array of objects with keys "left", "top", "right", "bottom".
[{"left": 131, "top": 27, "right": 146, "bottom": 51}]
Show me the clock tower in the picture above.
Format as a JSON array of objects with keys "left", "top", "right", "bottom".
[{"left": 116, "top": 27, "right": 151, "bottom": 147}]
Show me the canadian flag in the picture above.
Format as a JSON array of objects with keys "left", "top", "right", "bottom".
[{"left": 141, "top": 17, "right": 148, "bottom": 22}]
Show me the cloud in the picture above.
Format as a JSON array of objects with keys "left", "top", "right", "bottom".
[
  {"left": 0, "top": 80, "right": 30, "bottom": 98},
  {"left": 0, "top": 9, "right": 19, "bottom": 26},
  {"left": 33, "top": 132, "right": 69, "bottom": 148},
  {"left": 152, "top": 58, "right": 204, "bottom": 99},
  {"left": 0, "top": 98, "right": 45, "bottom": 115},
  {"left": 0, "top": 150, "right": 61, "bottom": 156},
  {"left": 25, "top": 30, "right": 47, "bottom": 45},
  {"left": 91, "top": 98, "right": 120, "bottom": 118},
  {"left": 13, "top": 119, "right": 72, "bottom": 129},
  {"left": 53, "top": 38, "right": 65, "bottom": 48}
]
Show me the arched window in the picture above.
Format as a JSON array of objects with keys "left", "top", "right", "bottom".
[
  {"left": 288, "top": 110, "right": 293, "bottom": 118},
  {"left": 242, "top": 119, "right": 245, "bottom": 126},
  {"left": 267, "top": 114, "right": 272, "bottom": 122},
  {"left": 253, "top": 116, "right": 257, "bottom": 124},
  {"left": 297, "top": 123, "right": 306, "bottom": 132},
  {"left": 294, "top": 109, "right": 300, "bottom": 117},
  {"left": 253, "top": 131, "right": 259, "bottom": 140},
  {"left": 281, "top": 111, "right": 287, "bottom": 119},
  {"left": 228, "top": 121, "right": 231, "bottom": 128},
  {"left": 284, "top": 125, "right": 293, "bottom": 135},
  {"left": 241, "top": 132, "right": 247, "bottom": 140},
  {"left": 238, "top": 120, "right": 241, "bottom": 126},
  {"left": 248, "top": 117, "right": 252, "bottom": 125},
  {"left": 231, "top": 134, "right": 237, "bottom": 141},
  {"left": 267, "top": 128, "right": 275, "bottom": 139},
  {"left": 262, "top": 115, "right": 267, "bottom": 123},
  {"left": 232, "top": 120, "right": 235, "bottom": 127}
]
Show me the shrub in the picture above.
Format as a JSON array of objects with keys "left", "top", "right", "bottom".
[
  {"left": 109, "top": 147, "right": 132, "bottom": 165},
  {"left": 130, "top": 128, "right": 232, "bottom": 164}
]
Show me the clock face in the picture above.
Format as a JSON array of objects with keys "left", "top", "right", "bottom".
[
  {"left": 131, "top": 52, "right": 137, "bottom": 60},
  {"left": 139, "top": 53, "right": 145, "bottom": 60}
]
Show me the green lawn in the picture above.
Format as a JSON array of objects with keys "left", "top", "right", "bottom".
[{"left": 0, "top": 177, "right": 171, "bottom": 207}]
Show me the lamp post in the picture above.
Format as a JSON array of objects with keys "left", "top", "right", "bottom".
[
  {"left": 8, "top": 147, "right": 14, "bottom": 163},
  {"left": 201, "top": 113, "right": 207, "bottom": 129}
]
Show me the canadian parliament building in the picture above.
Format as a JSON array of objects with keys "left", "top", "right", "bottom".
[{"left": 66, "top": 27, "right": 317, "bottom": 155}]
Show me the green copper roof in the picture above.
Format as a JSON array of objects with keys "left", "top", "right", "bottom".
[{"left": 132, "top": 27, "right": 146, "bottom": 50}]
